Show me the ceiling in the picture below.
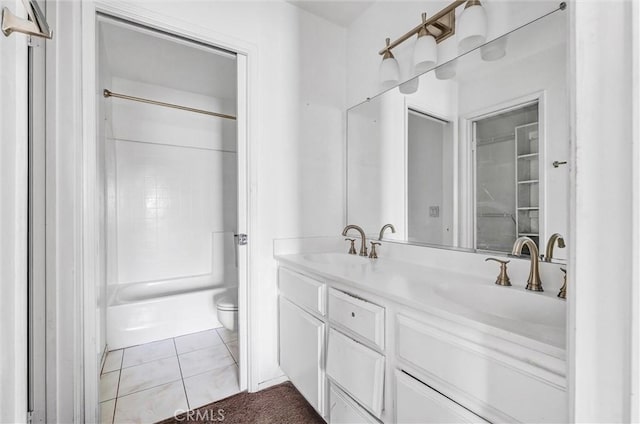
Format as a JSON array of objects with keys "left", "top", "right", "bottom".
[
  {"left": 287, "top": 1, "right": 376, "bottom": 27},
  {"left": 98, "top": 18, "right": 237, "bottom": 100}
]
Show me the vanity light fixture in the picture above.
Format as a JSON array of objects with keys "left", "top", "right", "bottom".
[
  {"left": 413, "top": 13, "right": 438, "bottom": 74},
  {"left": 377, "top": 0, "right": 490, "bottom": 89},
  {"left": 457, "top": 0, "right": 488, "bottom": 53},
  {"left": 379, "top": 37, "right": 400, "bottom": 89}
]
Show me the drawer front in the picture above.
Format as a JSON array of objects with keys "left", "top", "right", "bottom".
[
  {"left": 396, "top": 315, "right": 567, "bottom": 423},
  {"left": 395, "top": 370, "right": 487, "bottom": 423},
  {"left": 328, "top": 288, "right": 384, "bottom": 349},
  {"left": 327, "top": 328, "right": 385, "bottom": 418},
  {"left": 279, "top": 297, "right": 325, "bottom": 415},
  {"left": 279, "top": 267, "right": 325, "bottom": 316},
  {"left": 329, "top": 384, "right": 378, "bottom": 424}
]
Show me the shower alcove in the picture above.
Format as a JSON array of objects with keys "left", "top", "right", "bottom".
[{"left": 97, "top": 16, "right": 240, "bottom": 350}]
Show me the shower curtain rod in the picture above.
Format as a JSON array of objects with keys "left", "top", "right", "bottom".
[{"left": 102, "top": 89, "right": 236, "bottom": 120}]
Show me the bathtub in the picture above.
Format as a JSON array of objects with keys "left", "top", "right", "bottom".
[{"left": 107, "top": 275, "right": 236, "bottom": 350}]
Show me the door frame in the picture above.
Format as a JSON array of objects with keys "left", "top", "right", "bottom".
[
  {"left": 461, "top": 90, "right": 546, "bottom": 252},
  {"left": 78, "top": 1, "right": 258, "bottom": 421},
  {"left": 0, "top": 1, "right": 29, "bottom": 421}
]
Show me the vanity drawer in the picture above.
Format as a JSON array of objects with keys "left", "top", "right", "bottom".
[
  {"left": 328, "top": 288, "right": 385, "bottom": 349},
  {"left": 329, "top": 383, "right": 378, "bottom": 424},
  {"left": 396, "top": 314, "right": 567, "bottom": 423},
  {"left": 395, "top": 370, "right": 487, "bottom": 423},
  {"left": 279, "top": 267, "right": 325, "bottom": 316},
  {"left": 327, "top": 328, "right": 385, "bottom": 418}
]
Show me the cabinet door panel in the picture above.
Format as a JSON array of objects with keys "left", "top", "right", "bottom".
[
  {"left": 327, "top": 328, "right": 384, "bottom": 418},
  {"left": 329, "top": 384, "right": 378, "bottom": 424},
  {"left": 395, "top": 370, "right": 487, "bottom": 423},
  {"left": 328, "top": 288, "right": 384, "bottom": 349},
  {"left": 279, "top": 267, "right": 325, "bottom": 316},
  {"left": 279, "top": 297, "right": 325, "bottom": 414}
]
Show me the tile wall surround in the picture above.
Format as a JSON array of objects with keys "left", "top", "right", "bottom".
[{"left": 99, "top": 327, "right": 239, "bottom": 424}]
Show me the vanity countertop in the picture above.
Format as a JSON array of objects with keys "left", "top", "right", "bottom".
[{"left": 275, "top": 252, "right": 566, "bottom": 369}]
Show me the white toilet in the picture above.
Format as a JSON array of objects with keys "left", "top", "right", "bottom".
[{"left": 216, "top": 291, "right": 238, "bottom": 332}]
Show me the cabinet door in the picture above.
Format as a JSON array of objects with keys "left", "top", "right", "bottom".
[
  {"left": 279, "top": 297, "right": 325, "bottom": 415},
  {"left": 327, "top": 328, "right": 385, "bottom": 418},
  {"left": 329, "top": 383, "right": 378, "bottom": 424},
  {"left": 396, "top": 371, "right": 488, "bottom": 423}
]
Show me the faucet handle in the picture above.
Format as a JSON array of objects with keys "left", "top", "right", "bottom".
[
  {"left": 345, "top": 238, "right": 357, "bottom": 255},
  {"left": 485, "top": 257, "right": 511, "bottom": 286},
  {"left": 558, "top": 268, "right": 567, "bottom": 299},
  {"left": 369, "top": 241, "right": 381, "bottom": 259}
]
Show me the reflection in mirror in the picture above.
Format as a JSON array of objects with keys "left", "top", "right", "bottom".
[
  {"left": 407, "top": 110, "right": 454, "bottom": 246},
  {"left": 346, "top": 7, "right": 568, "bottom": 262},
  {"left": 475, "top": 102, "right": 539, "bottom": 253}
]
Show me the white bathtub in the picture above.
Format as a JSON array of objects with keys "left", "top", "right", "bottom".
[{"left": 107, "top": 275, "right": 236, "bottom": 349}]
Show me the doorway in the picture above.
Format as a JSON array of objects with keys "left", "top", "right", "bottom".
[
  {"left": 406, "top": 108, "right": 454, "bottom": 246},
  {"left": 94, "top": 16, "right": 247, "bottom": 423}
]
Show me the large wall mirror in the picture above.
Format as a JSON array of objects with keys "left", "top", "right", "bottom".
[{"left": 347, "top": 7, "right": 568, "bottom": 262}]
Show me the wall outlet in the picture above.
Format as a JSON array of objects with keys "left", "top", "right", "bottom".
[{"left": 429, "top": 206, "right": 440, "bottom": 218}]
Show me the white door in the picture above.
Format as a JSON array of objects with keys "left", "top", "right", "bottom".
[{"left": 0, "top": 0, "right": 49, "bottom": 422}]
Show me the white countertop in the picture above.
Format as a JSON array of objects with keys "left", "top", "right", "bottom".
[{"left": 275, "top": 252, "right": 566, "bottom": 366}]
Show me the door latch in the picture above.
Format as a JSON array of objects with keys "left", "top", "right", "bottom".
[{"left": 235, "top": 233, "right": 248, "bottom": 245}]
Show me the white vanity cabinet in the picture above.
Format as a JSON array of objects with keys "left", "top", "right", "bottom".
[
  {"left": 278, "top": 268, "right": 326, "bottom": 416},
  {"left": 276, "top": 259, "right": 567, "bottom": 424}
]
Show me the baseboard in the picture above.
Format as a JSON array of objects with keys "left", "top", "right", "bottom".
[{"left": 254, "top": 375, "right": 288, "bottom": 392}]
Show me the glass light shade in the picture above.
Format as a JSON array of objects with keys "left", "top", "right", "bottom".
[
  {"left": 481, "top": 37, "right": 507, "bottom": 61},
  {"left": 399, "top": 77, "right": 419, "bottom": 94},
  {"left": 435, "top": 60, "right": 457, "bottom": 80},
  {"left": 413, "top": 33, "right": 437, "bottom": 74},
  {"left": 379, "top": 55, "right": 400, "bottom": 89},
  {"left": 457, "top": 3, "right": 488, "bottom": 53}
]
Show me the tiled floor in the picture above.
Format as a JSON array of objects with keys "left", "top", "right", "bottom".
[{"left": 100, "top": 327, "right": 240, "bottom": 424}]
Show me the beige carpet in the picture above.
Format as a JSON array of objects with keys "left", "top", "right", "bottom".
[{"left": 157, "top": 381, "right": 325, "bottom": 424}]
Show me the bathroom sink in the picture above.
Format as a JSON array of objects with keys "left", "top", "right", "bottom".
[
  {"left": 301, "top": 252, "right": 371, "bottom": 265},
  {"left": 432, "top": 282, "right": 565, "bottom": 328}
]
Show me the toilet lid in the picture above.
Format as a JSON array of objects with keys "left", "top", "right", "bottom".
[{"left": 217, "top": 294, "right": 238, "bottom": 311}]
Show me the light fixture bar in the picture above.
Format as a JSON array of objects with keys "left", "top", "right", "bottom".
[{"left": 377, "top": 0, "right": 466, "bottom": 55}]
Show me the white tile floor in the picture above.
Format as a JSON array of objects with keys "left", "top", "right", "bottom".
[{"left": 99, "top": 327, "right": 239, "bottom": 424}]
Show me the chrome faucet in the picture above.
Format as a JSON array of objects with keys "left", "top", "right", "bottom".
[
  {"left": 342, "top": 225, "right": 368, "bottom": 257},
  {"left": 378, "top": 223, "right": 396, "bottom": 240},
  {"left": 543, "top": 233, "right": 565, "bottom": 262},
  {"left": 511, "top": 236, "right": 543, "bottom": 292}
]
